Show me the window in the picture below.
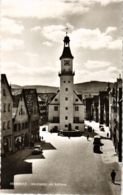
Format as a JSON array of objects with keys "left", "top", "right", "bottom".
[
  {"left": 3, "top": 104, "right": 6, "bottom": 112},
  {"left": 65, "top": 125, "right": 68, "bottom": 127},
  {"left": 3, "top": 122, "right": 6, "bottom": 130},
  {"left": 8, "top": 104, "right": 11, "bottom": 112},
  {"left": 65, "top": 97, "right": 68, "bottom": 101},
  {"left": 68, "top": 81, "right": 71, "bottom": 83},
  {"left": 75, "top": 99, "right": 78, "bottom": 102},
  {"left": 75, "top": 106, "right": 79, "bottom": 111},
  {"left": 65, "top": 107, "right": 68, "bottom": 110},
  {"left": 54, "top": 106, "right": 58, "bottom": 111},
  {"left": 65, "top": 116, "right": 68, "bottom": 120},
  {"left": 25, "top": 122, "right": 28, "bottom": 129},
  {"left": 65, "top": 88, "right": 68, "bottom": 91},
  {"left": 14, "top": 124, "right": 17, "bottom": 131},
  {"left": 55, "top": 98, "right": 58, "bottom": 101},
  {"left": 64, "top": 81, "right": 66, "bottom": 83},
  {"left": 3, "top": 89, "right": 6, "bottom": 96},
  {"left": 75, "top": 126, "right": 79, "bottom": 130},
  {"left": 53, "top": 117, "right": 59, "bottom": 123},
  {"left": 74, "top": 117, "right": 79, "bottom": 123},
  {"left": 22, "top": 123, "right": 25, "bottom": 129},
  {"left": 7, "top": 121, "right": 10, "bottom": 129},
  {"left": 18, "top": 123, "right": 21, "bottom": 131}
]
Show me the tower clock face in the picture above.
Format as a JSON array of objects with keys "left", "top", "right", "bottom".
[{"left": 64, "top": 60, "right": 70, "bottom": 65}]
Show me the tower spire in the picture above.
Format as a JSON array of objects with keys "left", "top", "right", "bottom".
[{"left": 60, "top": 32, "right": 74, "bottom": 59}]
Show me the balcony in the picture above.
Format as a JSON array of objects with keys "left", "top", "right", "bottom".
[{"left": 58, "top": 71, "right": 75, "bottom": 76}]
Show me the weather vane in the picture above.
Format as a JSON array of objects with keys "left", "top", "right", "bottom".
[{"left": 65, "top": 27, "right": 69, "bottom": 35}]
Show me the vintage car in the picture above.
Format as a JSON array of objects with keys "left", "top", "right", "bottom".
[{"left": 32, "top": 145, "right": 43, "bottom": 155}]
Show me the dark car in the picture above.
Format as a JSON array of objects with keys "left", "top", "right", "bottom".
[
  {"left": 93, "top": 136, "right": 104, "bottom": 146},
  {"left": 93, "top": 136, "right": 103, "bottom": 153},
  {"left": 88, "top": 126, "right": 92, "bottom": 132},
  {"left": 32, "top": 145, "right": 43, "bottom": 155},
  {"left": 50, "top": 126, "right": 58, "bottom": 133},
  {"left": 42, "top": 127, "right": 46, "bottom": 131},
  {"left": 100, "top": 126, "right": 105, "bottom": 131}
]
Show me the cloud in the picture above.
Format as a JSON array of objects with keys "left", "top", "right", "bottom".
[
  {"left": 70, "top": 27, "right": 122, "bottom": 50},
  {"left": 2, "top": 0, "right": 121, "bottom": 19},
  {"left": 41, "top": 25, "right": 121, "bottom": 50},
  {"left": 94, "top": 0, "right": 122, "bottom": 6},
  {"left": 1, "top": 60, "right": 59, "bottom": 86},
  {"left": 84, "top": 60, "right": 111, "bottom": 70},
  {"left": 1, "top": 17, "right": 24, "bottom": 35},
  {"left": 75, "top": 65, "right": 121, "bottom": 83},
  {"left": 31, "top": 26, "right": 42, "bottom": 32},
  {"left": 1, "top": 38, "right": 24, "bottom": 51},
  {"left": 1, "top": 0, "right": 89, "bottom": 19},
  {"left": 42, "top": 25, "right": 65, "bottom": 43},
  {"left": 42, "top": 41, "right": 53, "bottom": 47}
]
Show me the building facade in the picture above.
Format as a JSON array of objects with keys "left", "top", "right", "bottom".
[
  {"left": 109, "top": 77, "right": 122, "bottom": 162},
  {"left": 38, "top": 96, "right": 47, "bottom": 125},
  {"left": 12, "top": 92, "right": 29, "bottom": 151},
  {"left": 1, "top": 74, "right": 13, "bottom": 155},
  {"left": 23, "top": 89, "right": 40, "bottom": 143},
  {"left": 48, "top": 34, "right": 85, "bottom": 131}
]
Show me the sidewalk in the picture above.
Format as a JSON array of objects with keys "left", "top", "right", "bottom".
[
  {"left": 101, "top": 139, "right": 122, "bottom": 195},
  {"left": 85, "top": 120, "right": 122, "bottom": 195}
]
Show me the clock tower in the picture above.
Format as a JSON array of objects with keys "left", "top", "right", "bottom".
[
  {"left": 59, "top": 34, "right": 75, "bottom": 130},
  {"left": 48, "top": 33, "right": 85, "bottom": 133}
]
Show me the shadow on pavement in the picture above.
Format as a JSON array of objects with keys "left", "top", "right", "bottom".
[
  {"left": 1, "top": 142, "right": 56, "bottom": 190},
  {"left": 27, "top": 153, "right": 45, "bottom": 160},
  {"left": 1, "top": 158, "right": 32, "bottom": 189},
  {"left": 40, "top": 142, "right": 56, "bottom": 150}
]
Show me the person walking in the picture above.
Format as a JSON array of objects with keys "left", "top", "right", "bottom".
[
  {"left": 87, "top": 134, "right": 89, "bottom": 140},
  {"left": 111, "top": 169, "right": 116, "bottom": 183}
]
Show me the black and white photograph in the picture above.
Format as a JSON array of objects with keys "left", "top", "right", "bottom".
[{"left": 0, "top": 0, "right": 122, "bottom": 194}]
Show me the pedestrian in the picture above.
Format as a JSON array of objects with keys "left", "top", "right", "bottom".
[
  {"left": 87, "top": 134, "right": 89, "bottom": 140},
  {"left": 111, "top": 169, "right": 116, "bottom": 183}
]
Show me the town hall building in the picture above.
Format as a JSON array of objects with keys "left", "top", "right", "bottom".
[{"left": 48, "top": 34, "right": 85, "bottom": 132}]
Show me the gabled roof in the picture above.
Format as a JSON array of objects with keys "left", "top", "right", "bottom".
[
  {"left": 1, "top": 74, "right": 13, "bottom": 100},
  {"left": 13, "top": 94, "right": 21, "bottom": 108},
  {"left": 73, "top": 90, "right": 83, "bottom": 104},
  {"left": 23, "top": 88, "right": 40, "bottom": 116},
  {"left": 48, "top": 90, "right": 60, "bottom": 105},
  {"left": 12, "top": 91, "right": 30, "bottom": 119}
]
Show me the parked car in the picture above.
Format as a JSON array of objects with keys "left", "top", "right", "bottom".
[
  {"left": 100, "top": 126, "right": 105, "bottom": 131},
  {"left": 50, "top": 126, "right": 58, "bottom": 133},
  {"left": 93, "top": 136, "right": 103, "bottom": 153},
  {"left": 42, "top": 127, "right": 46, "bottom": 131},
  {"left": 32, "top": 145, "right": 43, "bottom": 155},
  {"left": 93, "top": 136, "right": 103, "bottom": 146},
  {"left": 88, "top": 126, "right": 92, "bottom": 132},
  {"left": 84, "top": 125, "right": 88, "bottom": 131}
]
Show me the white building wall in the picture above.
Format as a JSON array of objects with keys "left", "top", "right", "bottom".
[
  {"left": 73, "top": 105, "right": 85, "bottom": 122},
  {"left": 60, "top": 74, "right": 74, "bottom": 129},
  {"left": 48, "top": 104, "right": 60, "bottom": 122}
]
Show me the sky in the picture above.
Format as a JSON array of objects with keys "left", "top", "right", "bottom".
[{"left": 1, "top": 0, "right": 122, "bottom": 86}]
